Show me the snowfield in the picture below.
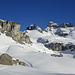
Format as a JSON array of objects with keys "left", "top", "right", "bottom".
[{"left": 0, "top": 30, "right": 75, "bottom": 75}]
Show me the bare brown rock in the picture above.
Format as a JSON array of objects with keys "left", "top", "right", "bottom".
[{"left": 0, "top": 20, "right": 32, "bottom": 44}]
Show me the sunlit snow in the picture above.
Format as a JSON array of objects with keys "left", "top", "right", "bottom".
[{"left": 0, "top": 29, "right": 75, "bottom": 75}]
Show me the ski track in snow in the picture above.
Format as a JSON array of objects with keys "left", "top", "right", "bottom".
[{"left": 24, "top": 60, "right": 33, "bottom": 67}]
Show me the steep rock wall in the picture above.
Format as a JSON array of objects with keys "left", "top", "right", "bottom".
[{"left": 0, "top": 20, "right": 32, "bottom": 44}]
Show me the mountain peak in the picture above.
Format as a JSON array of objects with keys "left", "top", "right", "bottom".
[{"left": 26, "top": 24, "right": 42, "bottom": 33}]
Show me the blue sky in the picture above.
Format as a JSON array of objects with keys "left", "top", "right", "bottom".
[{"left": 0, "top": 0, "right": 75, "bottom": 31}]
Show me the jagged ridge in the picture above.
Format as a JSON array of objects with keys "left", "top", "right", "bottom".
[{"left": 0, "top": 20, "right": 32, "bottom": 44}]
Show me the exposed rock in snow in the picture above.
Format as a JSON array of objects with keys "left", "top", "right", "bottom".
[
  {"left": 0, "top": 54, "right": 13, "bottom": 65},
  {"left": 0, "top": 54, "right": 26, "bottom": 66},
  {"left": 62, "top": 23, "right": 74, "bottom": 27},
  {"left": 48, "top": 21, "right": 59, "bottom": 27},
  {"left": 45, "top": 42, "right": 65, "bottom": 51},
  {"left": 26, "top": 24, "right": 42, "bottom": 33},
  {"left": 0, "top": 20, "right": 32, "bottom": 44},
  {"left": 37, "top": 37, "right": 49, "bottom": 44},
  {"left": 45, "top": 27, "right": 51, "bottom": 32}
]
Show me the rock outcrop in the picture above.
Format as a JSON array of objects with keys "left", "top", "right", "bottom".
[
  {"left": 62, "top": 23, "right": 74, "bottom": 28},
  {"left": 0, "top": 54, "right": 26, "bottom": 66},
  {"left": 48, "top": 21, "right": 59, "bottom": 27},
  {"left": 37, "top": 37, "right": 49, "bottom": 44},
  {"left": 45, "top": 42, "right": 75, "bottom": 51},
  {"left": 26, "top": 24, "right": 42, "bottom": 33},
  {"left": 45, "top": 43, "right": 68, "bottom": 51},
  {"left": 0, "top": 20, "right": 32, "bottom": 44},
  {"left": 12, "top": 59, "right": 26, "bottom": 66},
  {"left": 54, "top": 54, "right": 63, "bottom": 57},
  {"left": 0, "top": 54, "right": 13, "bottom": 65}
]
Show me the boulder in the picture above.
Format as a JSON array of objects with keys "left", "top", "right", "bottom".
[
  {"left": 0, "top": 54, "right": 13, "bottom": 65},
  {"left": 0, "top": 54, "right": 26, "bottom": 66}
]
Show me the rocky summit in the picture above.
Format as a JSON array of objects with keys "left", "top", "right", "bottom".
[
  {"left": 0, "top": 20, "right": 32, "bottom": 44},
  {"left": 26, "top": 24, "right": 42, "bottom": 33}
]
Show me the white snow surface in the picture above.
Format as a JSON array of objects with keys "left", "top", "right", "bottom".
[{"left": 0, "top": 30, "right": 75, "bottom": 75}]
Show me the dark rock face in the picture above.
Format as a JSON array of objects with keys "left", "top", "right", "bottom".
[
  {"left": 54, "top": 54, "right": 63, "bottom": 57},
  {"left": 62, "top": 23, "right": 74, "bottom": 28},
  {"left": 27, "top": 24, "right": 37, "bottom": 30},
  {"left": 0, "top": 20, "right": 3, "bottom": 26},
  {"left": 45, "top": 43, "right": 67, "bottom": 51},
  {"left": 45, "top": 42, "right": 75, "bottom": 51},
  {"left": 55, "top": 31, "right": 69, "bottom": 36},
  {"left": 51, "top": 53, "right": 63, "bottom": 57},
  {"left": 48, "top": 21, "right": 59, "bottom": 27},
  {"left": 69, "top": 45, "right": 75, "bottom": 51},
  {"left": 45, "top": 27, "right": 51, "bottom": 32},
  {"left": 37, "top": 38, "right": 49, "bottom": 44},
  {"left": 0, "top": 20, "right": 32, "bottom": 44},
  {"left": 48, "top": 21, "right": 74, "bottom": 28},
  {"left": 26, "top": 24, "right": 42, "bottom": 33},
  {"left": 0, "top": 54, "right": 13, "bottom": 65}
]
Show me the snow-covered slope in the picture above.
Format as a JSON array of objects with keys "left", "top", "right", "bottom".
[{"left": 0, "top": 26, "right": 75, "bottom": 75}]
